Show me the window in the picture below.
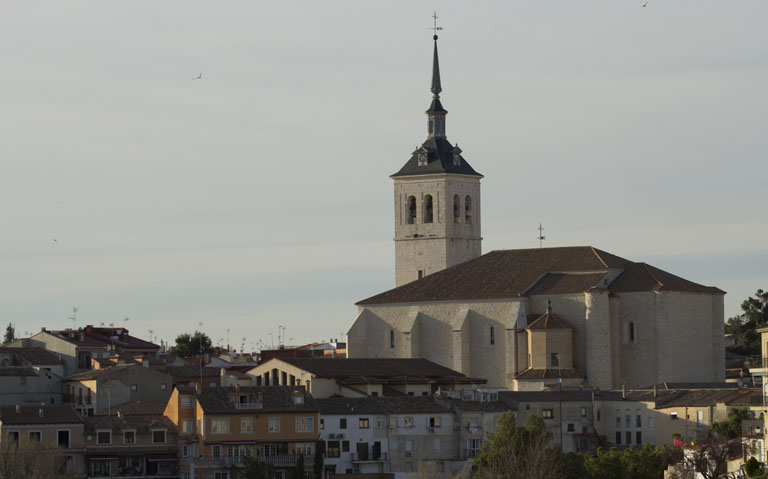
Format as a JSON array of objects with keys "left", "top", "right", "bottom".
[
  {"left": 636, "top": 431, "right": 642, "bottom": 444},
  {"left": 404, "top": 416, "right": 414, "bottom": 428},
  {"left": 390, "top": 330, "right": 395, "bottom": 349},
  {"left": 212, "top": 445, "right": 221, "bottom": 458},
  {"left": 182, "top": 473, "right": 190, "bottom": 479},
  {"left": 57, "top": 430, "right": 70, "bottom": 447},
  {"left": 152, "top": 430, "right": 166, "bottom": 443},
  {"left": 542, "top": 409, "right": 554, "bottom": 419},
  {"left": 670, "top": 412, "right": 678, "bottom": 420},
  {"left": 339, "top": 418, "right": 347, "bottom": 429},
  {"left": 453, "top": 195, "right": 461, "bottom": 223},
  {"left": 376, "top": 417, "right": 386, "bottom": 428},
  {"left": 359, "top": 418, "right": 369, "bottom": 429},
  {"left": 180, "top": 396, "right": 193, "bottom": 408},
  {"left": 434, "top": 438, "right": 442, "bottom": 450},
  {"left": 648, "top": 416, "right": 654, "bottom": 428},
  {"left": 296, "top": 417, "right": 314, "bottom": 433},
  {"left": 697, "top": 410, "right": 703, "bottom": 426},
  {"left": 182, "top": 420, "right": 193, "bottom": 434},
  {"left": 625, "top": 410, "right": 631, "bottom": 428},
  {"left": 241, "top": 417, "right": 253, "bottom": 433},
  {"left": 130, "top": 384, "right": 137, "bottom": 391},
  {"left": 96, "top": 430, "right": 111, "bottom": 444},
  {"left": 319, "top": 418, "right": 324, "bottom": 430},
  {"left": 418, "top": 270, "right": 424, "bottom": 279},
  {"left": 341, "top": 440, "right": 349, "bottom": 452},
  {"left": 551, "top": 353, "right": 559, "bottom": 367},
  {"left": 327, "top": 441, "right": 340, "bottom": 458},
  {"left": 429, "top": 417, "right": 441, "bottom": 428},
  {"left": 465, "top": 439, "right": 482, "bottom": 458},
  {"left": 28, "top": 431, "right": 41, "bottom": 442},
  {"left": 424, "top": 195, "right": 433, "bottom": 223},
  {"left": 295, "top": 443, "right": 313, "bottom": 455},
  {"left": 214, "top": 472, "right": 229, "bottom": 479},
  {"left": 615, "top": 431, "right": 621, "bottom": 445},
  {"left": 636, "top": 410, "right": 642, "bottom": 428},
  {"left": 626, "top": 431, "right": 632, "bottom": 445},
  {"left": 597, "top": 409, "right": 601, "bottom": 421},
  {"left": 581, "top": 407, "right": 587, "bottom": 418},
  {"left": 211, "top": 418, "right": 230, "bottom": 434},
  {"left": 628, "top": 321, "right": 636, "bottom": 343},
  {"left": 465, "top": 196, "right": 472, "bottom": 224},
  {"left": 490, "top": 327, "right": 495, "bottom": 345},
  {"left": 268, "top": 417, "right": 281, "bottom": 433},
  {"left": 616, "top": 409, "right": 621, "bottom": 427},
  {"left": 406, "top": 196, "right": 416, "bottom": 224},
  {"left": 161, "top": 383, "right": 167, "bottom": 391},
  {"left": 7, "top": 431, "right": 19, "bottom": 444}
]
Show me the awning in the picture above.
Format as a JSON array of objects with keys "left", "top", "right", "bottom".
[{"left": 147, "top": 453, "right": 177, "bottom": 462}]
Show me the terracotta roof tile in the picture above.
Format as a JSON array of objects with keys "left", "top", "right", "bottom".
[{"left": 0, "top": 405, "right": 83, "bottom": 425}]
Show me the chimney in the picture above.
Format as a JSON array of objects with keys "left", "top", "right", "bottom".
[{"left": 653, "top": 384, "right": 658, "bottom": 397}]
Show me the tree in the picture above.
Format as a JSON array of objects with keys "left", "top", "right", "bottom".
[
  {"left": 238, "top": 456, "right": 275, "bottom": 479},
  {"left": 0, "top": 436, "right": 67, "bottom": 478},
  {"left": 711, "top": 407, "right": 753, "bottom": 440},
  {"left": 169, "top": 330, "right": 215, "bottom": 358},
  {"left": 313, "top": 441, "right": 324, "bottom": 479},
  {"left": 3, "top": 323, "right": 14, "bottom": 344},
  {"left": 294, "top": 454, "right": 306, "bottom": 479},
  {"left": 667, "top": 429, "right": 746, "bottom": 479},
  {"left": 725, "top": 289, "right": 768, "bottom": 356},
  {"left": 473, "top": 411, "right": 563, "bottom": 479},
  {"left": 745, "top": 456, "right": 761, "bottom": 477}
]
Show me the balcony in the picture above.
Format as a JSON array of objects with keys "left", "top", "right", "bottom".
[
  {"left": 747, "top": 356, "right": 768, "bottom": 371},
  {"left": 351, "top": 452, "right": 387, "bottom": 462},
  {"left": 463, "top": 450, "right": 480, "bottom": 459},
  {"left": 186, "top": 455, "right": 312, "bottom": 467}
]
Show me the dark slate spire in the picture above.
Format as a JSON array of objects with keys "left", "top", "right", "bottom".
[{"left": 431, "top": 36, "right": 442, "bottom": 97}]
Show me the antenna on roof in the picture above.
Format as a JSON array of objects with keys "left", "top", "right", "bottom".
[
  {"left": 69, "top": 307, "right": 78, "bottom": 329},
  {"left": 123, "top": 317, "right": 129, "bottom": 330},
  {"left": 537, "top": 223, "right": 546, "bottom": 249}
]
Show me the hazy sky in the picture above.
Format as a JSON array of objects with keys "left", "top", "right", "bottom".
[{"left": 1, "top": 1, "right": 766, "bottom": 350}]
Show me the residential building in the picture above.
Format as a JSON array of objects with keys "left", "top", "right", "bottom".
[
  {"left": 164, "top": 385, "right": 319, "bottom": 479},
  {"left": 347, "top": 33, "right": 725, "bottom": 392},
  {"left": 166, "top": 366, "right": 222, "bottom": 390},
  {"left": 0, "top": 366, "right": 62, "bottom": 406},
  {"left": 83, "top": 414, "right": 178, "bottom": 478},
  {"left": 246, "top": 358, "right": 484, "bottom": 398},
  {"left": 9, "top": 326, "right": 159, "bottom": 376},
  {"left": 0, "top": 346, "right": 67, "bottom": 376},
  {"left": 0, "top": 405, "right": 86, "bottom": 476},
  {"left": 63, "top": 363, "right": 173, "bottom": 415}
]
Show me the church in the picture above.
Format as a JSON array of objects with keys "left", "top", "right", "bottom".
[{"left": 347, "top": 34, "right": 725, "bottom": 391}]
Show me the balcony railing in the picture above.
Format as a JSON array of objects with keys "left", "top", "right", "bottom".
[
  {"left": 463, "top": 450, "right": 480, "bottom": 459},
  {"left": 747, "top": 356, "right": 768, "bottom": 370},
  {"left": 350, "top": 452, "right": 387, "bottom": 462},
  {"left": 188, "top": 455, "right": 312, "bottom": 467}
]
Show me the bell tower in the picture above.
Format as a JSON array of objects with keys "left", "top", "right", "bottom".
[{"left": 392, "top": 32, "right": 482, "bottom": 287}]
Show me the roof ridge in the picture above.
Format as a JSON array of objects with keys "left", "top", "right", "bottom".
[
  {"left": 589, "top": 246, "right": 610, "bottom": 269},
  {"left": 640, "top": 263, "right": 665, "bottom": 291}
]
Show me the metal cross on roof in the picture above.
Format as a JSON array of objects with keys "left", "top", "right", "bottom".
[
  {"left": 537, "top": 223, "right": 546, "bottom": 248},
  {"left": 428, "top": 11, "right": 443, "bottom": 38}
]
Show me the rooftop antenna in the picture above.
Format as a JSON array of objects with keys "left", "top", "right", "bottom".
[
  {"left": 69, "top": 307, "right": 78, "bottom": 330},
  {"left": 427, "top": 11, "right": 443, "bottom": 37},
  {"left": 226, "top": 329, "right": 230, "bottom": 351},
  {"left": 123, "top": 317, "right": 129, "bottom": 330},
  {"left": 537, "top": 223, "right": 546, "bottom": 248}
]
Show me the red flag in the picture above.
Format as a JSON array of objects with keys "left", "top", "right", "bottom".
[{"left": 674, "top": 437, "right": 688, "bottom": 447}]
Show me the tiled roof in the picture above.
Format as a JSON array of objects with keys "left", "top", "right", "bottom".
[
  {"left": 98, "top": 401, "right": 167, "bottom": 416},
  {"left": 392, "top": 137, "right": 482, "bottom": 178},
  {"left": 43, "top": 327, "right": 159, "bottom": 350},
  {"left": 0, "top": 405, "right": 83, "bottom": 425},
  {"left": 197, "top": 386, "right": 317, "bottom": 414},
  {"left": 316, "top": 396, "right": 449, "bottom": 415},
  {"left": 527, "top": 311, "right": 573, "bottom": 330},
  {"left": 63, "top": 363, "right": 136, "bottom": 380},
  {"left": 84, "top": 414, "right": 176, "bottom": 434},
  {"left": 514, "top": 368, "right": 585, "bottom": 380},
  {"left": 499, "top": 390, "right": 594, "bottom": 403},
  {"left": 0, "top": 347, "right": 65, "bottom": 365},
  {"left": 0, "top": 366, "right": 38, "bottom": 377},
  {"left": 166, "top": 366, "right": 221, "bottom": 378},
  {"left": 272, "top": 358, "right": 472, "bottom": 382},
  {"left": 653, "top": 388, "right": 755, "bottom": 409},
  {"left": 357, "top": 247, "right": 723, "bottom": 305}
]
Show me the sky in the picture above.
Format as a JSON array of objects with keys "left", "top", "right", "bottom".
[{"left": 1, "top": 1, "right": 766, "bottom": 351}]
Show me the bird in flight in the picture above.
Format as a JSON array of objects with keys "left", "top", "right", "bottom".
[
  {"left": 193, "top": 70, "right": 203, "bottom": 80},
  {"left": 52, "top": 238, "right": 58, "bottom": 243},
  {"left": 642, "top": 2, "right": 648, "bottom": 6}
]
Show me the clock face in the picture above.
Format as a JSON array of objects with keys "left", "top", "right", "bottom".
[
  {"left": 418, "top": 153, "right": 428, "bottom": 165},
  {"left": 453, "top": 153, "right": 461, "bottom": 166}
]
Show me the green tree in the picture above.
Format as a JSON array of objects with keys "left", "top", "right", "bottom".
[
  {"left": 0, "top": 436, "right": 67, "bottom": 478},
  {"left": 313, "top": 441, "right": 324, "bottom": 479},
  {"left": 561, "top": 451, "right": 587, "bottom": 479},
  {"left": 294, "top": 454, "right": 306, "bottom": 479},
  {"left": 170, "top": 330, "right": 215, "bottom": 358},
  {"left": 725, "top": 289, "right": 768, "bottom": 356},
  {"left": 712, "top": 407, "right": 753, "bottom": 440},
  {"left": 238, "top": 456, "right": 275, "bottom": 479},
  {"left": 745, "top": 456, "right": 761, "bottom": 477},
  {"left": 583, "top": 444, "right": 676, "bottom": 479},
  {"left": 473, "top": 412, "right": 562, "bottom": 479},
  {"left": 3, "top": 323, "right": 15, "bottom": 344}
]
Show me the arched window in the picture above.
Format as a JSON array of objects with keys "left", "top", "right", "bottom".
[
  {"left": 453, "top": 195, "right": 461, "bottom": 223},
  {"left": 390, "top": 330, "right": 395, "bottom": 349},
  {"left": 424, "top": 195, "right": 433, "bottom": 223},
  {"left": 628, "top": 322, "right": 636, "bottom": 343},
  {"left": 406, "top": 196, "right": 416, "bottom": 224},
  {"left": 465, "top": 196, "right": 472, "bottom": 224},
  {"left": 490, "top": 326, "right": 495, "bottom": 345}
]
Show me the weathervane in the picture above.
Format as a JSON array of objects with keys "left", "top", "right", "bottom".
[
  {"left": 428, "top": 11, "right": 443, "bottom": 38},
  {"left": 537, "top": 223, "right": 546, "bottom": 248}
]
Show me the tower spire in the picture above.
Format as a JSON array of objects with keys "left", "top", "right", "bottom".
[
  {"left": 431, "top": 35, "right": 442, "bottom": 97},
  {"left": 426, "top": 12, "right": 446, "bottom": 139}
]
